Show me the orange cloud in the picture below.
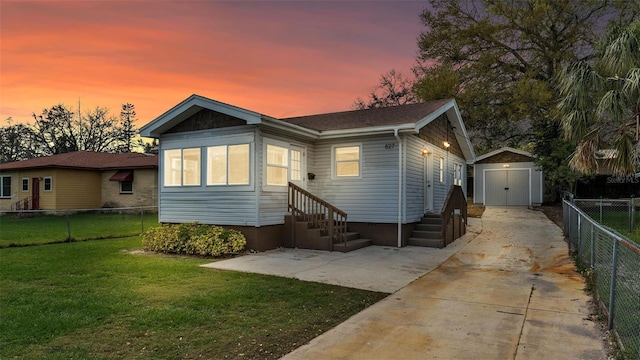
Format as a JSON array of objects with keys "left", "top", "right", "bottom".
[{"left": 1, "top": 1, "right": 427, "bottom": 126}]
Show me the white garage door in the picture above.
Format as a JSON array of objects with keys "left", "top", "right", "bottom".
[{"left": 485, "top": 170, "right": 530, "bottom": 206}]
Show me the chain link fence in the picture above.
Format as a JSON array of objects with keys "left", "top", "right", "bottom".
[
  {"left": 574, "top": 198, "right": 638, "bottom": 233},
  {"left": 0, "top": 206, "right": 158, "bottom": 247},
  {"left": 564, "top": 200, "right": 640, "bottom": 358}
]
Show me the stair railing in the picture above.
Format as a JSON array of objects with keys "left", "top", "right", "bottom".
[
  {"left": 11, "top": 197, "right": 31, "bottom": 211},
  {"left": 440, "top": 185, "right": 467, "bottom": 246},
  {"left": 288, "top": 182, "right": 348, "bottom": 248}
]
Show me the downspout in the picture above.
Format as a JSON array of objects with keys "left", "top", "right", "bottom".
[{"left": 394, "top": 128, "right": 402, "bottom": 248}]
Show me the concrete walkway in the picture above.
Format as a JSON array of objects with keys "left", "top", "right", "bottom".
[{"left": 281, "top": 207, "right": 606, "bottom": 360}]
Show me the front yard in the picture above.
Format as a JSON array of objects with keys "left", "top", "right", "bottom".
[{"left": 0, "top": 237, "right": 386, "bottom": 359}]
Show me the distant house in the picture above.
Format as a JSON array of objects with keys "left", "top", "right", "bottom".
[
  {"left": 140, "top": 94, "right": 476, "bottom": 251},
  {"left": 473, "top": 147, "right": 543, "bottom": 206},
  {"left": 0, "top": 151, "right": 158, "bottom": 211}
]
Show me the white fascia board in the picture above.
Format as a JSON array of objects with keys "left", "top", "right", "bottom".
[
  {"left": 320, "top": 123, "right": 416, "bottom": 139},
  {"left": 475, "top": 146, "right": 533, "bottom": 162},
  {"left": 139, "top": 94, "right": 263, "bottom": 138},
  {"left": 260, "top": 117, "right": 320, "bottom": 139}
]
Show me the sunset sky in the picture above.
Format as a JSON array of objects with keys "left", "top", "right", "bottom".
[{"left": 1, "top": 1, "right": 428, "bottom": 127}]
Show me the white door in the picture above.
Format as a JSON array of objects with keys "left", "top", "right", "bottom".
[
  {"left": 289, "top": 145, "right": 306, "bottom": 189},
  {"left": 484, "top": 169, "right": 530, "bottom": 206},
  {"left": 424, "top": 152, "right": 434, "bottom": 212}
]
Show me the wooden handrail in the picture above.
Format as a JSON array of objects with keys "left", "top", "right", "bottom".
[
  {"left": 288, "top": 182, "right": 348, "bottom": 249},
  {"left": 11, "top": 197, "right": 31, "bottom": 211},
  {"left": 440, "top": 185, "right": 467, "bottom": 246}
]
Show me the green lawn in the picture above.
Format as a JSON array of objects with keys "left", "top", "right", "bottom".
[
  {"left": 584, "top": 209, "right": 640, "bottom": 243},
  {"left": 0, "top": 237, "right": 386, "bottom": 359},
  {"left": 0, "top": 212, "right": 160, "bottom": 247}
]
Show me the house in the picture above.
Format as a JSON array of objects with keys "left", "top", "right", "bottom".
[
  {"left": 140, "top": 94, "right": 475, "bottom": 251},
  {"left": 0, "top": 151, "right": 158, "bottom": 211},
  {"left": 473, "top": 147, "right": 543, "bottom": 206}
]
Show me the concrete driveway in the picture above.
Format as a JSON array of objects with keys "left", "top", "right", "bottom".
[{"left": 281, "top": 207, "right": 607, "bottom": 360}]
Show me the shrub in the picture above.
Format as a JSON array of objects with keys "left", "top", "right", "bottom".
[{"left": 142, "top": 223, "right": 246, "bottom": 257}]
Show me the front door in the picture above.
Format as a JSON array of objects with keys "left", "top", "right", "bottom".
[
  {"left": 289, "top": 145, "right": 306, "bottom": 189},
  {"left": 31, "top": 178, "right": 40, "bottom": 210},
  {"left": 424, "top": 151, "right": 434, "bottom": 212}
]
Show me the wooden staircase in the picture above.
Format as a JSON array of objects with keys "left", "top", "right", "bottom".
[
  {"left": 285, "top": 182, "right": 371, "bottom": 252},
  {"left": 408, "top": 214, "right": 444, "bottom": 248}
]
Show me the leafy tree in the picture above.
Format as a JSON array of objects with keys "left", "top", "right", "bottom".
[
  {"left": 0, "top": 118, "right": 37, "bottom": 163},
  {"left": 31, "top": 104, "right": 80, "bottom": 155},
  {"left": 353, "top": 69, "right": 418, "bottom": 109},
  {"left": 557, "top": 20, "right": 640, "bottom": 175},
  {"left": 414, "top": 0, "right": 639, "bottom": 200}
]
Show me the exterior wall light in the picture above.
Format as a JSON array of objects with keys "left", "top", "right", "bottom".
[
  {"left": 503, "top": 164, "right": 510, "bottom": 168},
  {"left": 443, "top": 141, "right": 451, "bottom": 148},
  {"left": 422, "top": 148, "right": 430, "bottom": 156}
]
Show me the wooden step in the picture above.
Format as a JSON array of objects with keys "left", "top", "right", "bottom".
[
  {"left": 332, "top": 239, "right": 373, "bottom": 253},
  {"left": 415, "top": 223, "right": 441, "bottom": 232},
  {"left": 411, "top": 230, "right": 442, "bottom": 239},
  {"left": 408, "top": 237, "right": 444, "bottom": 248}
]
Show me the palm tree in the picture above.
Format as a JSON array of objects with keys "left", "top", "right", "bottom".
[{"left": 557, "top": 20, "right": 640, "bottom": 175}]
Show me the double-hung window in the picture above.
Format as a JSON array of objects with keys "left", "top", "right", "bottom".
[
  {"left": 453, "top": 163, "right": 463, "bottom": 186},
  {"left": 207, "top": 144, "right": 250, "bottom": 185},
  {"left": 22, "top": 178, "right": 29, "bottom": 192},
  {"left": 0, "top": 176, "right": 10, "bottom": 198},
  {"left": 333, "top": 145, "right": 361, "bottom": 178},
  {"left": 266, "top": 144, "right": 288, "bottom": 186},
  {"left": 164, "top": 148, "right": 201, "bottom": 186},
  {"left": 43, "top": 177, "right": 52, "bottom": 191}
]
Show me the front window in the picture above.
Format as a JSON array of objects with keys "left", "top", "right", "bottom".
[
  {"left": 22, "top": 178, "right": 28, "bottom": 192},
  {"left": 207, "top": 144, "right": 250, "bottom": 186},
  {"left": 334, "top": 145, "right": 361, "bottom": 177},
  {"left": 0, "top": 176, "right": 11, "bottom": 197},
  {"left": 120, "top": 181, "right": 133, "bottom": 194},
  {"left": 266, "top": 144, "right": 288, "bottom": 186},
  {"left": 163, "top": 148, "right": 201, "bottom": 187},
  {"left": 454, "top": 163, "right": 463, "bottom": 186},
  {"left": 43, "top": 177, "right": 52, "bottom": 191}
]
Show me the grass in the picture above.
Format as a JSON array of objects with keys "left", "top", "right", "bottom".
[
  {"left": 0, "top": 212, "right": 160, "bottom": 247},
  {"left": 467, "top": 199, "right": 485, "bottom": 218},
  {"left": 0, "top": 237, "right": 387, "bottom": 359},
  {"left": 583, "top": 209, "right": 640, "bottom": 244}
]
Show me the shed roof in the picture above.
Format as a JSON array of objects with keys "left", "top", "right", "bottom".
[
  {"left": 474, "top": 147, "right": 533, "bottom": 163},
  {"left": 0, "top": 151, "right": 158, "bottom": 171}
]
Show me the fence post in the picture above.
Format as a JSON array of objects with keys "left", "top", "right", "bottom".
[
  {"left": 630, "top": 197, "right": 635, "bottom": 232},
  {"left": 66, "top": 211, "right": 71, "bottom": 241},
  {"left": 590, "top": 223, "right": 595, "bottom": 267},
  {"left": 577, "top": 214, "right": 582, "bottom": 254},
  {"left": 607, "top": 239, "right": 619, "bottom": 330},
  {"left": 141, "top": 207, "right": 144, "bottom": 234},
  {"left": 599, "top": 197, "right": 603, "bottom": 224}
]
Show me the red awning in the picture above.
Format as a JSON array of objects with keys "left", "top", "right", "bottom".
[{"left": 109, "top": 170, "right": 134, "bottom": 182}]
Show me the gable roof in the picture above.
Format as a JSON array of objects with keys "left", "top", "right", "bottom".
[
  {"left": 0, "top": 151, "right": 158, "bottom": 171},
  {"left": 139, "top": 94, "right": 476, "bottom": 161},
  {"left": 474, "top": 147, "right": 533, "bottom": 162}
]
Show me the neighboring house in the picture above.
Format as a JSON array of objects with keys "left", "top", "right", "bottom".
[
  {"left": 0, "top": 151, "right": 158, "bottom": 211},
  {"left": 140, "top": 94, "right": 475, "bottom": 251},
  {"left": 473, "top": 147, "right": 543, "bottom": 206},
  {"left": 574, "top": 149, "right": 640, "bottom": 198}
]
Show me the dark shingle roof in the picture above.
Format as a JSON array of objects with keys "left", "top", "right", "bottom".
[
  {"left": 0, "top": 151, "right": 158, "bottom": 171},
  {"left": 280, "top": 99, "right": 452, "bottom": 131}
]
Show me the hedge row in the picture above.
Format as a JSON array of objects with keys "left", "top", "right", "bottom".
[{"left": 142, "top": 223, "right": 246, "bottom": 257}]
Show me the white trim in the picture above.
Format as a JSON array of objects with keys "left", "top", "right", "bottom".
[
  {"left": 21, "top": 177, "right": 29, "bottom": 192},
  {"left": 331, "top": 143, "right": 363, "bottom": 179},
  {"left": 475, "top": 146, "right": 533, "bottom": 162},
  {"left": 43, "top": 176, "right": 53, "bottom": 192},
  {"left": 0, "top": 175, "right": 11, "bottom": 198},
  {"left": 119, "top": 181, "right": 133, "bottom": 194},
  {"left": 482, "top": 168, "right": 532, "bottom": 206}
]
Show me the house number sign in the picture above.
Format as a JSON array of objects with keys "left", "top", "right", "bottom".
[{"left": 384, "top": 143, "right": 396, "bottom": 149}]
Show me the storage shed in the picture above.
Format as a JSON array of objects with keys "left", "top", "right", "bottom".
[{"left": 473, "top": 147, "right": 543, "bottom": 206}]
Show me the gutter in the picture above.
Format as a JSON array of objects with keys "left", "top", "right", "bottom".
[{"left": 394, "top": 128, "right": 402, "bottom": 248}]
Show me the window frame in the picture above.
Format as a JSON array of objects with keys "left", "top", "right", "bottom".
[
  {"left": 332, "top": 143, "right": 362, "bottom": 179},
  {"left": 162, "top": 148, "right": 202, "bottom": 187},
  {"left": 439, "top": 157, "right": 445, "bottom": 183},
  {"left": 453, "top": 163, "right": 463, "bottom": 186},
  {"left": 0, "top": 175, "right": 11, "bottom": 198},
  {"left": 265, "top": 143, "right": 289, "bottom": 188},
  {"left": 43, "top": 176, "right": 52, "bottom": 192},
  {"left": 206, "top": 143, "right": 251, "bottom": 186},
  {"left": 22, "top": 177, "right": 29, "bottom": 192},
  {"left": 120, "top": 181, "right": 133, "bottom": 194}
]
